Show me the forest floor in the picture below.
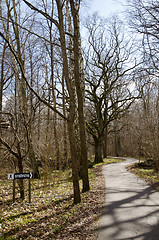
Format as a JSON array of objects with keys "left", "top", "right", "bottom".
[{"left": 0, "top": 158, "right": 123, "bottom": 240}]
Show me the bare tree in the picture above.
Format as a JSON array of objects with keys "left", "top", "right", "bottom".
[
  {"left": 0, "top": 0, "right": 40, "bottom": 178},
  {"left": 85, "top": 15, "right": 141, "bottom": 163},
  {"left": 126, "top": 0, "right": 159, "bottom": 168},
  {"left": 127, "top": 0, "right": 159, "bottom": 72},
  {"left": 0, "top": 0, "right": 90, "bottom": 204}
]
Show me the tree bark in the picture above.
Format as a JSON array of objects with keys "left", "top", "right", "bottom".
[
  {"left": 62, "top": 72, "right": 68, "bottom": 166},
  {"left": 67, "top": 116, "right": 81, "bottom": 204},
  {"left": 0, "top": 41, "right": 6, "bottom": 142},
  {"left": 69, "top": 0, "right": 90, "bottom": 192},
  {"left": 56, "top": 0, "right": 81, "bottom": 204},
  {"left": 94, "top": 136, "right": 103, "bottom": 163},
  {"left": 17, "top": 144, "right": 25, "bottom": 199}
]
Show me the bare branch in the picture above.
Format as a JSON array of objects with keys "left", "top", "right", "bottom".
[
  {"left": 0, "top": 31, "right": 67, "bottom": 120},
  {"left": 0, "top": 137, "right": 19, "bottom": 159},
  {"left": 23, "top": 0, "right": 59, "bottom": 28}
]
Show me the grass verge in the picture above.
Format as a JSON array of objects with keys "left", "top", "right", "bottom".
[{"left": 127, "top": 161, "right": 159, "bottom": 192}]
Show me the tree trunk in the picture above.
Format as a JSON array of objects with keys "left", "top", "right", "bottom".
[
  {"left": 115, "top": 134, "right": 121, "bottom": 157},
  {"left": 0, "top": 41, "right": 6, "bottom": 148},
  {"left": 94, "top": 137, "right": 103, "bottom": 163},
  {"left": 28, "top": 139, "right": 40, "bottom": 179},
  {"left": 17, "top": 154, "right": 24, "bottom": 199},
  {"left": 103, "top": 126, "right": 108, "bottom": 158},
  {"left": 56, "top": 0, "right": 81, "bottom": 204},
  {"left": 62, "top": 72, "right": 68, "bottom": 167},
  {"left": 69, "top": 0, "right": 90, "bottom": 192},
  {"left": 67, "top": 116, "right": 81, "bottom": 204}
]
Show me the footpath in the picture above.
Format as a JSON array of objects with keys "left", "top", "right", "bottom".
[{"left": 97, "top": 158, "right": 159, "bottom": 240}]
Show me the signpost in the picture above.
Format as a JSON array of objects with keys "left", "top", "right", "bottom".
[{"left": 8, "top": 173, "right": 32, "bottom": 203}]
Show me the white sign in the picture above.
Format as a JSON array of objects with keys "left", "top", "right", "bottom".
[{"left": 8, "top": 173, "right": 14, "bottom": 180}]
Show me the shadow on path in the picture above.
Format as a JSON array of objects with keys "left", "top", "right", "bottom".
[{"left": 97, "top": 158, "right": 159, "bottom": 240}]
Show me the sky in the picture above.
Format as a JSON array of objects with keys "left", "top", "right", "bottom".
[
  {"left": 87, "top": 0, "right": 126, "bottom": 18},
  {"left": 80, "top": 0, "right": 127, "bottom": 40}
]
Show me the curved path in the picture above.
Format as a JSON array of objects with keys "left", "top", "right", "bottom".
[{"left": 97, "top": 158, "right": 159, "bottom": 240}]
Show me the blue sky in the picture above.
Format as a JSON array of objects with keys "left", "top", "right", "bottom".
[
  {"left": 81, "top": 0, "right": 127, "bottom": 38},
  {"left": 89, "top": 0, "right": 126, "bottom": 18}
]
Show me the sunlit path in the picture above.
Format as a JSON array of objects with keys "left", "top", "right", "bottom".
[{"left": 97, "top": 158, "right": 159, "bottom": 240}]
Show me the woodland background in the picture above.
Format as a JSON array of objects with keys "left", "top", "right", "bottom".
[{"left": 0, "top": 0, "right": 158, "bottom": 204}]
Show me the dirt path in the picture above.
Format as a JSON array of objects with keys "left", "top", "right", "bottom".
[{"left": 97, "top": 158, "right": 159, "bottom": 240}]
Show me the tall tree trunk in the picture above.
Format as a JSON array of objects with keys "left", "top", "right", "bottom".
[
  {"left": 49, "top": 24, "right": 60, "bottom": 170},
  {"left": 0, "top": 0, "right": 10, "bottom": 154},
  {"left": 69, "top": 0, "right": 90, "bottom": 192},
  {"left": 56, "top": 0, "right": 81, "bottom": 204},
  {"left": 0, "top": 41, "right": 6, "bottom": 145},
  {"left": 17, "top": 142, "right": 24, "bottom": 199},
  {"left": 67, "top": 115, "right": 81, "bottom": 204},
  {"left": 62, "top": 73, "right": 68, "bottom": 166},
  {"left": 44, "top": 69, "right": 50, "bottom": 185}
]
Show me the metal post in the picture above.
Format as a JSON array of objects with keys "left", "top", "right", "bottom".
[
  {"left": 28, "top": 179, "right": 31, "bottom": 203},
  {"left": 13, "top": 179, "right": 15, "bottom": 202}
]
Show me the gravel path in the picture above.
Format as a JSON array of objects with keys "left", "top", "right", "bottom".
[{"left": 97, "top": 158, "right": 159, "bottom": 240}]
